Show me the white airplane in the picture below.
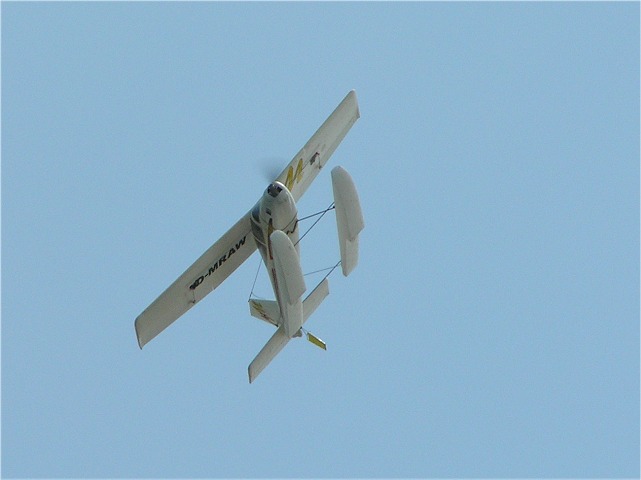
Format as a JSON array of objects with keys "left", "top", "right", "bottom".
[{"left": 135, "top": 90, "right": 364, "bottom": 383}]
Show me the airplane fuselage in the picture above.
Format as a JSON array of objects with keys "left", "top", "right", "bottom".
[{"left": 250, "top": 181, "right": 300, "bottom": 303}]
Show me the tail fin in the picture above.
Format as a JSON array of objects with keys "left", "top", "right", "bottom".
[{"left": 247, "top": 279, "right": 330, "bottom": 383}]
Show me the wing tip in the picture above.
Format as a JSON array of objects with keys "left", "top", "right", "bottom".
[
  {"left": 134, "top": 316, "right": 146, "bottom": 350},
  {"left": 347, "top": 89, "right": 360, "bottom": 119}
]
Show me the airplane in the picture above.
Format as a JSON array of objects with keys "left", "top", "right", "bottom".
[{"left": 134, "top": 90, "right": 364, "bottom": 383}]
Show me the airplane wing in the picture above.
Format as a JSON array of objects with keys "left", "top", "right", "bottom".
[
  {"left": 276, "top": 90, "right": 360, "bottom": 202},
  {"left": 135, "top": 212, "right": 257, "bottom": 348},
  {"left": 135, "top": 90, "right": 358, "bottom": 350}
]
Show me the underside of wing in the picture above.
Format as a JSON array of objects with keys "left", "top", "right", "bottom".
[
  {"left": 135, "top": 211, "right": 257, "bottom": 349},
  {"left": 276, "top": 90, "right": 360, "bottom": 202}
]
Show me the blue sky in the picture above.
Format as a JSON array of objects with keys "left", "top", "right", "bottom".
[{"left": 2, "top": 2, "right": 639, "bottom": 478}]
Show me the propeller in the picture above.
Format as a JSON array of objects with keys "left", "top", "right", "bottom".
[{"left": 259, "top": 157, "right": 286, "bottom": 183}]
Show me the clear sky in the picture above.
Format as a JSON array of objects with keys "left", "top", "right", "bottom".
[{"left": 2, "top": 2, "right": 639, "bottom": 478}]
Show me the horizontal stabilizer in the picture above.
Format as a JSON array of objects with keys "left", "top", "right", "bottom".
[
  {"left": 247, "top": 278, "right": 330, "bottom": 383},
  {"left": 303, "top": 278, "right": 329, "bottom": 321},
  {"left": 331, "top": 166, "right": 364, "bottom": 276},
  {"left": 248, "top": 326, "right": 290, "bottom": 384},
  {"left": 248, "top": 278, "right": 329, "bottom": 328},
  {"left": 249, "top": 299, "right": 279, "bottom": 326}
]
